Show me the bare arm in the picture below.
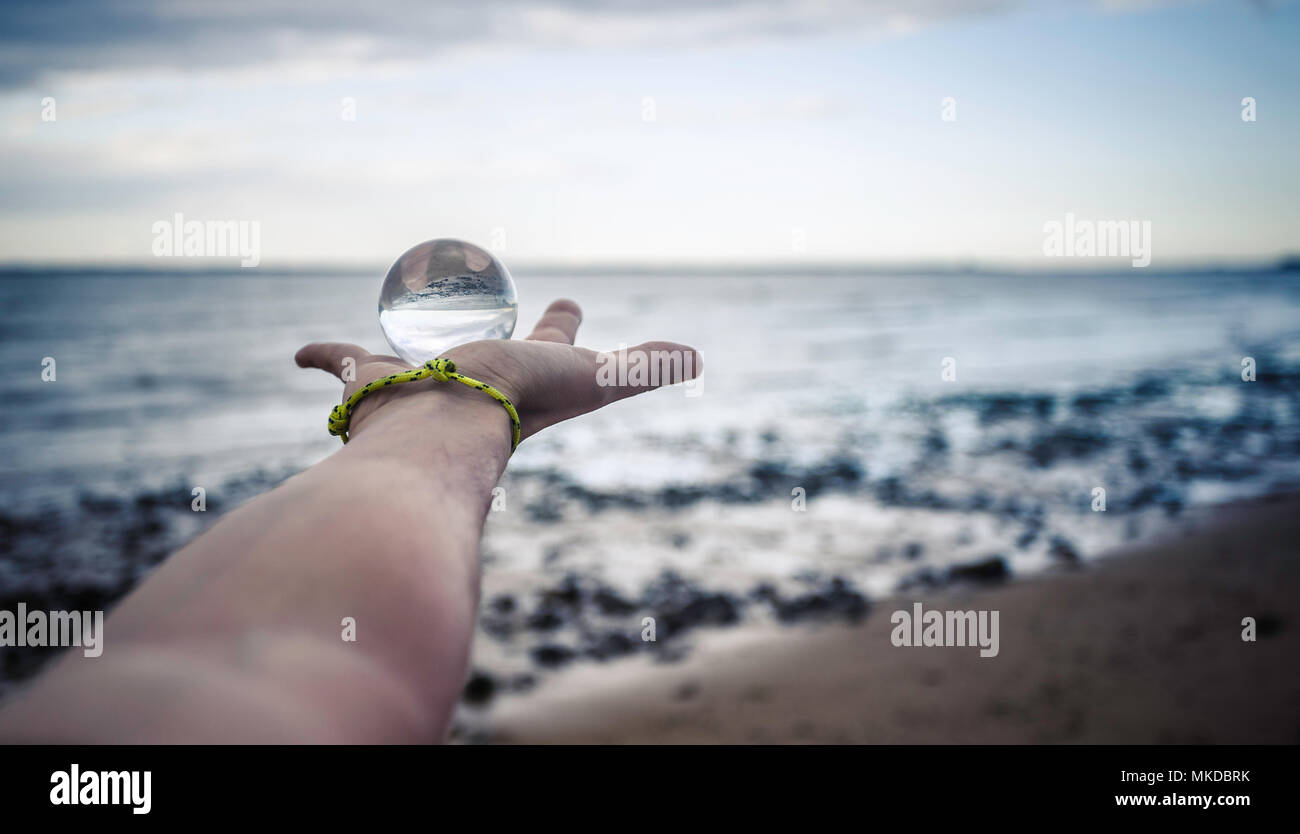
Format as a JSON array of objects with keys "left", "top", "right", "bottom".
[{"left": 0, "top": 300, "right": 700, "bottom": 743}]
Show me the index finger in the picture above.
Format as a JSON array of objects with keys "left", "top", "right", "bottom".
[{"left": 525, "top": 299, "right": 583, "bottom": 345}]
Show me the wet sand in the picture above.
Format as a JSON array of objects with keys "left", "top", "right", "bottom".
[{"left": 481, "top": 494, "right": 1300, "bottom": 743}]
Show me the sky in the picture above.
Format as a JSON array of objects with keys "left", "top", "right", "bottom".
[{"left": 0, "top": 0, "right": 1296, "bottom": 268}]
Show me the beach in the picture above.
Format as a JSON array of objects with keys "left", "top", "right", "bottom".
[
  {"left": 468, "top": 493, "right": 1300, "bottom": 743},
  {"left": 2, "top": 268, "right": 1299, "bottom": 736}
]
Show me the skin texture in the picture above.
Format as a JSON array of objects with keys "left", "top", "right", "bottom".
[{"left": 0, "top": 299, "right": 701, "bottom": 743}]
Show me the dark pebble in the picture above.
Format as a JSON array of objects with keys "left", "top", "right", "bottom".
[
  {"left": 1048, "top": 535, "right": 1081, "bottom": 563},
  {"left": 462, "top": 671, "right": 495, "bottom": 706},
  {"left": 526, "top": 607, "right": 565, "bottom": 631},
  {"left": 592, "top": 586, "right": 637, "bottom": 616},
  {"left": 585, "top": 630, "right": 638, "bottom": 661},
  {"left": 530, "top": 644, "right": 576, "bottom": 668},
  {"left": 948, "top": 555, "right": 1010, "bottom": 584},
  {"left": 768, "top": 577, "right": 868, "bottom": 624}
]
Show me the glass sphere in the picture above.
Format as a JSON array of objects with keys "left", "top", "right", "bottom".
[{"left": 377, "top": 239, "right": 518, "bottom": 366}]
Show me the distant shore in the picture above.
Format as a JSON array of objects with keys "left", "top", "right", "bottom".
[
  {"left": 1, "top": 256, "right": 1296, "bottom": 278},
  {"left": 474, "top": 493, "right": 1300, "bottom": 743}
]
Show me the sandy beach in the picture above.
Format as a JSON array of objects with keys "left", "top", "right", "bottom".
[{"left": 476, "top": 494, "right": 1300, "bottom": 744}]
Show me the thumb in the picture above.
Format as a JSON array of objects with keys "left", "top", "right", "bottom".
[
  {"left": 295, "top": 342, "right": 371, "bottom": 382},
  {"left": 593, "top": 341, "right": 703, "bottom": 406}
]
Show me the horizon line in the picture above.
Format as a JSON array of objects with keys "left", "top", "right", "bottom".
[{"left": 0, "top": 254, "right": 1297, "bottom": 278}]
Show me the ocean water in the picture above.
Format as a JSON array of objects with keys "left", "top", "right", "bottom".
[{"left": 2, "top": 268, "right": 1300, "bottom": 681}]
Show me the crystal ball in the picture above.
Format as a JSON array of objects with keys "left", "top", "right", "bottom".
[{"left": 377, "top": 239, "right": 518, "bottom": 366}]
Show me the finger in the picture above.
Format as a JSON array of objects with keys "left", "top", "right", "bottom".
[
  {"left": 294, "top": 342, "right": 372, "bottom": 381},
  {"left": 594, "top": 340, "right": 704, "bottom": 406},
  {"left": 526, "top": 298, "right": 583, "bottom": 344}
]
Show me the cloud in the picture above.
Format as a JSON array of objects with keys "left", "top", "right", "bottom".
[{"left": 0, "top": 0, "right": 1018, "bottom": 88}]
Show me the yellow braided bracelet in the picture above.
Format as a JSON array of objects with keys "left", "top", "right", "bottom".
[{"left": 327, "top": 357, "right": 521, "bottom": 452}]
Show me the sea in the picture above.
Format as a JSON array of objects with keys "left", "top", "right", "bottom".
[{"left": 2, "top": 267, "right": 1299, "bottom": 688}]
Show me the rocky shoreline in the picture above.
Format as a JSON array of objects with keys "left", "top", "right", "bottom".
[{"left": 3, "top": 362, "right": 1299, "bottom": 712}]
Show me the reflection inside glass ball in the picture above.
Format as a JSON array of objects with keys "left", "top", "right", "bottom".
[{"left": 377, "top": 239, "right": 518, "bottom": 366}]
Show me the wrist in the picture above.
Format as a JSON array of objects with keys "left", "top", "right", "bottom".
[{"left": 339, "top": 378, "right": 513, "bottom": 492}]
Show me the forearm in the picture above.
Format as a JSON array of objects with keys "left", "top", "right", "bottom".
[{"left": 0, "top": 383, "right": 511, "bottom": 743}]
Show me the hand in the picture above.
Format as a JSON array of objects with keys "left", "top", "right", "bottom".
[{"left": 295, "top": 299, "right": 703, "bottom": 444}]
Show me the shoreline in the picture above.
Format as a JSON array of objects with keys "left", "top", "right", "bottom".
[{"left": 471, "top": 493, "right": 1300, "bottom": 743}]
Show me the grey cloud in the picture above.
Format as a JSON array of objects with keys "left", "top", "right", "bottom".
[{"left": 0, "top": 0, "right": 1018, "bottom": 88}]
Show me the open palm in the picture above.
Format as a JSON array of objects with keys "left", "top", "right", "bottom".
[{"left": 295, "top": 299, "right": 702, "bottom": 442}]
